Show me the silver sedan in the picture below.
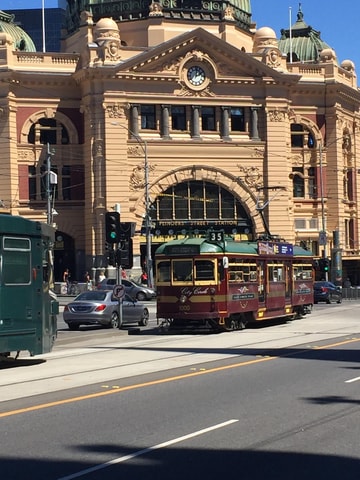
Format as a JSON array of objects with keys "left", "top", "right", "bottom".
[{"left": 63, "top": 291, "right": 149, "bottom": 330}]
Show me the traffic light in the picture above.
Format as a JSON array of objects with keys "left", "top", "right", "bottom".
[
  {"left": 319, "top": 258, "right": 330, "bottom": 273},
  {"left": 105, "top": 211, "right": 120, "bottom": 244},
  {"left": 116, "top": 239, "right": 133, "bottom": 269},
  {"left": 119, "top": 222, "right": 136, "bottom": 239}
]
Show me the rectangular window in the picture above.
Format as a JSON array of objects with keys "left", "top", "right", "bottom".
[
  {"left": 172, "top": 259, "right": 193, "bottom": 282},
  {"left": 157, "top": 261, "right": 171, "bottom": 283},
  {"left": 201, "top": 107, "right": 216, "bottom": 131},
  {"left": 294, "top": 218, "right": 306, "bottom": 230},
  {"left": 292, "top": 167, "right": 304, "bottom": 197},
  {"left": 2, "top": 237, "right": 31, "bottom": 285},
  {"left": 268, "top": 264, "right": 284, "bottom": 282},
  {"left": 171, "top": 106, "right": 186, "bottom": 131},
  {"left": 229, "top": 262, "right": 257, "bottom": 282},
  {"left": 194, "top": 259, "right": 215, "bottom": 281},
  {"left": 141, "top": 105, "right": 156, "bottom": 130},
  {"left": 293, "top": 264, "right": 313, "bottom": 280},
  {"left": 230, "top": 108, "right": 245, "bottom": 131},
  {"left": 28, "top": 165, "right": 37, "bottom": 200},
  {"left": 62, "top": 165, "right": 71, "bottom": 200}
]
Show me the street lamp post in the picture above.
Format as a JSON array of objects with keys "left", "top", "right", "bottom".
[
  {"left": 318, "top": 143, "right": 328, "bottom": 279},
  {"left": 143, "top": 140, "right": 154, "bottom": 288},
  {"left": 110, "top": 122, "right": 153, "bottom": 288}
]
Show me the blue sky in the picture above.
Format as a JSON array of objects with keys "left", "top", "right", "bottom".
[{"left": 1, "top": 1, "right": 360, "bottom": 72}]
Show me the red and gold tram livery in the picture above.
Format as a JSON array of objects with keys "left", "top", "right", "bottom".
[{"left": 155, "top": 233, "right": 314, "bottom": 331}]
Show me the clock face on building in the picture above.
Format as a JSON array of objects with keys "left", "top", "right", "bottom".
[{"left": 187, "top": 65, "right": 206, "bottom": 86}]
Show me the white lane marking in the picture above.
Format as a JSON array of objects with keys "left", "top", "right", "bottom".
[
  {"left": 345, "top": 376, "right": 360, "bottom": 383},
  {"left": 57, "top": 419, "right": 238, "bottom": 480}
]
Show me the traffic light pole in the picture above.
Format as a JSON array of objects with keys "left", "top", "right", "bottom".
[
  {"left": 114, "top": 204, "right": 123, "bottom": 329},
  {"left": 116, "top": 257, "right": 123, "bottom": 329}
]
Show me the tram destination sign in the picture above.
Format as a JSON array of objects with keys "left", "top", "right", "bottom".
[
  {"left": 258, "top": 241, "right": 293, "bottom": 256},
  {"left": 164, "top": 245, "right": 200, "bottom": 255}
]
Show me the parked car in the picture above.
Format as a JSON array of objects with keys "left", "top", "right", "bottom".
[
  {"left": 97, "top": 278, "right": 156, "bottom": 301},
  {"left": 63, "top": 290, "right": 149, "bottom": 330},
  {"left": 314, "top": 281, "right": 342, "bottom": 304}
]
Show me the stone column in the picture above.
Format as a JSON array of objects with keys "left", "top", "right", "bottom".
[
  {"left": 221, "top": 106, "right": 231, "bottom": 140},
  {"left": 130, "top": 104, "right": 139, "bottom": 137},
  {"left": 250, "top": 107, "right": 260, "bottom": 140},
  {"left": 161, "top": 104, "right": 171, "bottom": 139},
  {"left": 191, "top": 105, "right": 201, "bottom": 139}
]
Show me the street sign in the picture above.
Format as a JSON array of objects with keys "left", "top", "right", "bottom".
[
  {"left": 113, "top": 284, "right": 125, "bottom": 299},
  {"left": 319, "top": 231, "right": 327, "bottom": 245}
]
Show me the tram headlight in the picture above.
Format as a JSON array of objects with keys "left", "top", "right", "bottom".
[{"left": 179, "top": 295, "right": 187, "bottom": 304}]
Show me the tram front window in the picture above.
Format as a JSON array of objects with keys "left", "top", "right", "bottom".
[
  {"left": 173, "top": 260, "right": 193, "bottom": 282},
  {"left": 195, "top": 260, "right": 215, "bottom": 281}
]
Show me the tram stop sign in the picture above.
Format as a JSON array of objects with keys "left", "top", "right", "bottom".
[{"left": 113, "top": 284, "right": 125, "bottom": 299}]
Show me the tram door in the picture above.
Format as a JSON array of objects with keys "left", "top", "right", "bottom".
[
  {"left": 257, "top": 261, "right": 265, "bottom": 304},
  {"left": 285, "top": 261, "right": 292, "bottom": 300}
]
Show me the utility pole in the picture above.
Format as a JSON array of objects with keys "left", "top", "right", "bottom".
[{"left": 46, "top": 143, "right": 56, "bottom": 225}]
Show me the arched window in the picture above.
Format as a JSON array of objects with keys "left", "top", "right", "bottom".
[
  {"left": 28, "top": 118, "right": 69, "bottom": 145},
  {"left": 291, "top": 123, "right": 315, "bottom": 148},
  {"left": 157, "top": 180, "right": 249, "bottom": 221}
]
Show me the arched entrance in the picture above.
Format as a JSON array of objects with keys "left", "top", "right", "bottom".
[{"left": 139, "top": 179, "right": 255, "bottom": 267}]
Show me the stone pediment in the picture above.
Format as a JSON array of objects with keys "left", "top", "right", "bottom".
[{"left": 112, "top": 28, "right": 300, "bottom": 87}]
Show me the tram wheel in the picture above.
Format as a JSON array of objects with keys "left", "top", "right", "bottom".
[{"left": 225, "top": 318, "right": 237, "bottom": 331}]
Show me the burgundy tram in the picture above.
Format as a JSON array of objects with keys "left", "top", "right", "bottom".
[{"left": 155, "top": 232, "right": 314, "bottom": 331}]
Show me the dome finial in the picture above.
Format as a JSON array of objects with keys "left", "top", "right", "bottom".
[{"left": 297, "top": 3, "right": 303, "bottom": 22}]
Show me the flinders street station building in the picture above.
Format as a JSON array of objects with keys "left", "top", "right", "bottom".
[{"left": 0, "top": 1, "right": 360, "bottom": 285}]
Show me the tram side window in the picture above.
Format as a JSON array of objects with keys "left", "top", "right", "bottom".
[
  {"left": 293, "top": 265, "right": 313, "bottom": 280},
  {"left": 2, "top": 237, "right": 31, "bottom": 285},
  {"left": 268, "top": 265, "right": 284, "bottom": 282},
  {"left": 173, "top": 259, "right": 193, "bottom": 282},
  {"left": 194, "top": 260, "right": 215, "bottom": 281},
  {"left": 157, "top": 261, "right": 171, "bottom": 283},
  {"left": 229, "top": 263, "right": 257, "bottom": 282}
]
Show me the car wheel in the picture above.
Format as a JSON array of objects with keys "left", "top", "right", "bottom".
[
  {"left": 110, "top": 311, "right": 121, "bottom": 329},
  {"left": 68, "top": 324, "right": 79, "bottom": 331},
  {"left": 139, "top": 308, "right": 149, "bottom": 326},
  {"left": 326, "top": 295, "right": 332, "bottom": 304},
  {"left": 136, "top": 291, "right": 146, "bottom": 301}
]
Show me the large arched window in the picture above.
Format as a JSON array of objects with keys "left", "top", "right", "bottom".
[
  {"left": 28, "top": 117, "right": 69, "bottom": 145},
  {"left": 156, "top": 181, "right": 249, "bottom": 221}
]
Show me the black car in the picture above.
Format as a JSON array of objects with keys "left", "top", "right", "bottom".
[{"left": 314, "top": 281, "right": 342, "bottom": 304}]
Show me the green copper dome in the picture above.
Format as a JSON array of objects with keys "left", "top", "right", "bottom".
[
  {"left": 65, "top": 0, "right": 252, "bottom": 34},
  {"left": 278, "top": 5, "right": 332, "bottom": 62},
  {"left": 0, "top": 11, "right": 36, "bottom": 52}
]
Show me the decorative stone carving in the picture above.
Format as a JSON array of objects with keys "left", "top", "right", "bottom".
[
  {"left": 92, "top": 139, "right": 104, "bottom": 158},
  {"left": 149, "top": 2, "right": 163, "bottom": 16},
  {"left": 222, "top": 6, "right": 235, "bottom": 21},
  {"left": 80, "top": 11, "right": 93, "bottom": 26},
  {"left": 268, "top": 109, "right": 285, "bottom": 122},
  {"left": 93, "top": 17, "right": 121, "bottom": 63},
  {"left": 263, "top": 48, "right": 282, "bottom": 69},
  {"left": 130, "top": 163, "right": 156, "bottom": 191},
  {"left": 237, "top": 165, "right": 263, "bottom": 190},
  {"left": 105, "top": 103, "right": 129, "bottom": 118}
]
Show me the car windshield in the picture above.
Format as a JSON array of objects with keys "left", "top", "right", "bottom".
[{"left": 76, "top": 292, "right": 107, "bottom": 301}]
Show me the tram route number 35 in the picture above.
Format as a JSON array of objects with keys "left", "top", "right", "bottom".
[{"left": 208, "top": 231, "right": 224, "bottom": 242}]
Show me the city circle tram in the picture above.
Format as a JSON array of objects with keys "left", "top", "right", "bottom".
[
  {"left": 0, "top": 214, "right": 59, "bottom": 358},
  {"left": 155, "top": 232, "right": 314, "bottom": 332}
]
